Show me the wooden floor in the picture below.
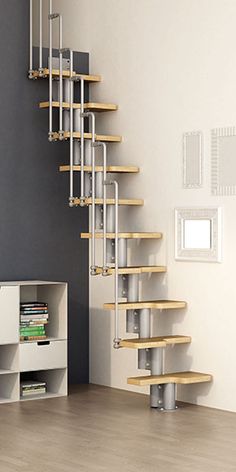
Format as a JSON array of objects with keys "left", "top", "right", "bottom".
[{"left": 0, "top": 385, "right": 236, "bottom": 472}]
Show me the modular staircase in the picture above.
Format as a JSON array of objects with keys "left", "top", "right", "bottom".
[{"left": 29, "top": 0, "right": 212, "bottom": 411}]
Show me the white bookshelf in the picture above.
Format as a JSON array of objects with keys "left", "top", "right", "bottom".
[{"left": 0, "top": 281, "right": 68, "bottom": 404}]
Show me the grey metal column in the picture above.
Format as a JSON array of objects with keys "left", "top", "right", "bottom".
[
  {"left": 118, "top": 239, "right": 127, "bottom": 267},
  {"left": 163, "top": 383, "right": 176, "bottom": 410},
  {"left": 138, "top": 308, "right": 151, "bottom": 370},
  {"left": 107, "top": 205, "right": 115, "bottom": 233},
  {"left": 150, "top": 347, "right": 164, "bottom": 408},
  {"left": 126, "top": 274, "right": 139, "bottom": 334},
  {"left": 63, "top": 78, "right": 70, "bottom": 131},
  {"left": 73, "top": 109, "right": 81, "bottom": 166}
]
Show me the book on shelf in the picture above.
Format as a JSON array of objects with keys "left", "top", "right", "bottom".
[
  {"left": 20, "top": 381, "right": 47, "bottom": 397},
  {"left": 20, "top": 301, "right": 49, "bottom": 342}
]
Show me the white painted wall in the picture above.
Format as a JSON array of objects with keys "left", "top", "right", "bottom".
[{"left": 40, "top": 0, "right": 236, "bottom": 411}]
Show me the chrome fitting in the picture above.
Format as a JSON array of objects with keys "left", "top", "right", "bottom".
[
  {"left": 90, "top": 266, "right": 98, "bottom": 276},
  {"left": 102, "top": 266, "right": 110, "bottom": 277},
  {"left": 48, "top": 13, "right": 59, "bottom": 19},
  {"left": 79, "top": 196, "right": 86, "bottom": 207},
  {"left": 48, "top": 132, "right": 54, "bottom": 142},
  {"left": 28, "top": 70, "right": 34, "bottom": 80},
  {"left": 58, "top": 130, "right": 64, "bottom": 141},
  {"left": 38, "top": 68, "right": 44, "bottom": 77},
  {"left": 68, "top": 197, "right": 74, "bottom": 208},
  {"left": 113, "top": 338, "right": 121, "bottom": 349}
]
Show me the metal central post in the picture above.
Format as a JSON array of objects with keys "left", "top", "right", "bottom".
[
  {"left": 150, "top": 347, "right": 164, "bottom": 409},
  {"left": 138, "top": 308, "right": 151, "bottom": 370}
]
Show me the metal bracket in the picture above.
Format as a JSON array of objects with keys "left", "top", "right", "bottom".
[
  {"left": 126, "top": 310, "right": 140, "bottom": 334},
  {"left": 106, "top": 239, "right": 115, "bottom": 264},
  {"left": 95, "top": 205, "right": 103, "bottom": 230},
  {"left": 118, "top": 275, "right": 128, "bottom": 298},
  {"left": 48, "top": 13, "right": 60, "bottom": 19}
]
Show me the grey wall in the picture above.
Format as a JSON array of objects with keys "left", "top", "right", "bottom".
[{"left": 0, "top": 0, "right": 89, "bottom": 384}]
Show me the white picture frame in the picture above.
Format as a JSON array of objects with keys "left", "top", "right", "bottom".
[
  {"left": 175, "top": 207, "right": 222, "bottom": 262},
  {"left": 211, "top": 127, "right": 236, "bottom": 195},
  {"left": 183, "top": 131, "right": 203, "bottom": 188}
]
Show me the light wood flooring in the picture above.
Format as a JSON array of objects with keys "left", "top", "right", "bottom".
[{"left": 0, "top": 384, "right": 235, "bottom": 472}]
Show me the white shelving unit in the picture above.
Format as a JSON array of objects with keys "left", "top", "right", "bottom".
[{"left": 0, "top": 281, "right": 68, "bottom": 404}]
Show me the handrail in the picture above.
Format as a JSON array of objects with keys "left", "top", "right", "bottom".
[
  {"left": 48, "top": 1, "right": 53, "bottom": 141},
  {"left": 29, "top": 0, "right": 33, "bottom": 78},
  {"left": 69, "top": 49, "right": 74, "bottom": 206},
  {"left": 84, "top": 112, "right": 96, "bottom": 274},
  {"left": 39, "top": 0, "right": 43, "bottom": 75},
  {"left": 80, "top": 78, "right": 85, "bottom": 206}
]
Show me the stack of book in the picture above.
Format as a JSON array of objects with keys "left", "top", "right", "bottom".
[
  {"left": 20, "top": 302, "right": 49, "bottom": 341},
  {"left": 20, "top": 381, "right": 47, "bottom": 397}
]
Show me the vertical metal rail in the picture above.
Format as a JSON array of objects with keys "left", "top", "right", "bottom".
[
  {"left": 85, "top": 113, "right": 96, "bottom": 274},
  {"left": 48, "top": 0, "right": 53, "bottom": 141},
  {"left": 113, "top": 180, "right": 120, "bottom": 348},
  {"left": 101, "top": 143, "right": 108, "bottom": 275},
  {"left": 59, "top": 14, "right": 63, "bottom": 140},
  {"left": 69, "top": 49, "right": 74, "bottom": 206},
  {"left": 29, "top": 0, "right": 33, "bottom": 78},
  {"left": 39, "top": 0, "right": 43, "bottom": 75},
  {"left": 80, "top": 78, "right": 85, "bottom": 205}
]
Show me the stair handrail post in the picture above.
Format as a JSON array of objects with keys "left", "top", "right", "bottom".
[
  {"left": 113, "top": 180, "right": 120, "bottom": 348},
  {"left": 85, "top": 112, "right": 97, "bottom": 275},
  {"left": 79, "top": 78, "right": 85, "bottom": 206},
  {"left": 101, "top": 142, "right": 109, "bottom": 275},
  {"left": 48, "top": 1, "right": 53, "bottom": 141},
  {"left": 29, "top": 0, "right": 33, "bottom": 79},
  {"left": 38, "top": 0, "right": 43, "bottom": 76},
  {"left": 58, "top": 14, "right": 63, "bottom": 140},
  {"left": 69, "top": 48, "right": 74, "bottom": 206}
]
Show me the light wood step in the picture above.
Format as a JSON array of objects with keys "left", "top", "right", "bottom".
[
  {"left": 60, "top": 165, "right": 140, "bottom": 174},
  {"left": 127, "top": 371, "right": 213, "bottom": 386},
  {"left": 73, "top": 198, "right": 144, "bottom": 206},
  {"left": 81, "top": 232, "right": 162, "bottom": 240},
  {"left": 31, "top": 68, "right": 101, "bottom": 82},
  {"left": 104, "top": 300, "right": 187, "bottom": 310},
  {"left": 95, "top": 266, "right": 167, "bottom": 275},
  {"left": 40, "top": 101, "right": 118, "bottom": 112},
  {"left": 52, "top": 131, "right": 122, "bottom": 143},
  {"left": 120, "top": 335, "right": 191, "bottom": 349}
]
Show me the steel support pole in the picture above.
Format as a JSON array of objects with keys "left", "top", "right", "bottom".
[
  {"left": 163, "top": 383, "right": 176, "bottom": 411},
  {"left": 48, "top": 1, "right": 53, "bottom": 141},
  {"left": 69, "top": 50, "right": 74, "bottom": 207},
  {"left": 59, "top": 15, "right": 63, "bottom": 140},
  {"left": 138, "top": 308, "right": 151, "bottom": 370},
  {"left": 106, "top": 205, "right": 115, "bottom": 233},
  {"left": 73, "top": 109, "right": 81, "bottom": 166},
  {"left": 150, "top": 348, "right": 164, "bottom": 408},
  {"left": 127, "top": 274, "right": 139, "bottom": 302},
  {"left": 39, "top": 0, "right": 43, "bottom": 75},
  {"left": 29, "top": 0, "right": 33, "bottom": 78},
  {"left": 118, "top": 239, "right": 127, "bottom": 267},
  {"left": 80, "top": 78, "right": 85, "bottom": 205},
  {"left": 113, "top": 181, "right": 120, "bottom": 348}
]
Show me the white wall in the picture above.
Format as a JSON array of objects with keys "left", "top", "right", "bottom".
[{"left": 41, "top": 0, "right": 236, "bottom": 411}]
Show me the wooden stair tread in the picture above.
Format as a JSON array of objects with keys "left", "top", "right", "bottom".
[
  {"left": 120, "top": 335, "right": 191, "bottom": 349},
  {"left": 104, "top": 300, "right": 187, "bottom": 310},
  {"left": 95, "top": 266, "right": 167, "bottom": 275},
  {"left": 73, "top": 198, "right": 143, "bottom": 206},
  {"left": 53, "top": 131, "right": 122, "bottom": 143},
  {"left": 31, "top": 68, "right": 101, "bottom": 82},
  {"left": 81, "top": 232, "right": 162, "bottom": 240},
  {"left": 60, "top": 165, "right": 139, "bottom": 174},
  {"left": 40, "top": 101, "right": 117, "bottom": 112},
  {"left": 127, "top": 371, "right": 213, "bottom": 386}
]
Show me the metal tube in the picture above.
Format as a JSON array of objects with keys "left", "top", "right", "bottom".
[
  {"left": 106, "top": 205, "right": 115, "bottom": 233},
  {"left": 150, "top": 385, "right": 163, "bottom": 409},
  {"left": 69, "top": 49, "right": 74, "bottom": 207},
  {"left": 138, "top": 308, "right": 151, "bottom": 370},
  {"left": 118, "top": 239, "right": 127, "bottom": 267},
  {"left": 59, "top": 15, "right": 63, "bottom": 139},
  {"left": 29, "top": 0, "right": 33, "bottom": 78},
  {"left": 163, "top": 383, "right": 176, "bottom": 410},
  {"left": 85, "top": 112, "right": 96, "bottom": 274},
  {"left": 101, "top": 143, "right": 108, "bottom": 275},
  {"left": 127, "top": 274, "right": 139, "bottom": 302},
  {"left": 48, "top": 0, "right": 53, "bottom": 141},
  {"left": 113, "top": 180, "right": 120, "bottom": 349},
  {"left": 39, "top": 0, "right": 43, "bottom": 74},
  {"left": 80, "top": 79, "right": 85, "bottom": 204},
  {"left": 95, "top": 172, "right": 103, "bottom": 198},
  {"left": 151, "top": 347, "right": 163, "bottom": 375}
]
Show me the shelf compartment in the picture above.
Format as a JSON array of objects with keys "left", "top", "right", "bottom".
[
  {"left": 0, "top": 373, "right": 19, "bottom": 403},
  {"left": 20, "top": 283, "right": 67, "bottom": 340},
  {"left": 20, "top": 340, "right": 67, "bottom": 372},
  {"left": 0, "top": 344, "right": 19, "bottom": 373},
  {"left": 0, "top": 286, "right": 19, "bottom": 344},
  {"left": 20, "top": 368, "right": 67, "bottom": 401}
]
